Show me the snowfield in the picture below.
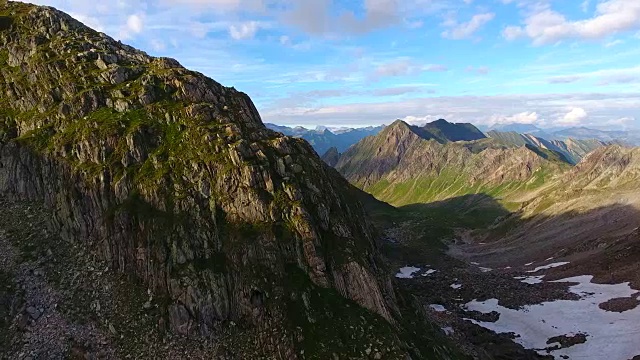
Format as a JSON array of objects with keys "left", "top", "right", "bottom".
[
  {"left": 464, "top": 275, "right": 640, "bottom": 359},
  {"left": 395, "top": 266, "right": 421, "bottom": 279},
  {"left": 514, "top": 275, "right": 545, "bottom": 284},
  {"left": 526, "top": 261, "right": 570, "bottom": 273}
]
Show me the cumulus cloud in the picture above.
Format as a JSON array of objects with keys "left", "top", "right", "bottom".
[
  {"left": 119, "top": 13, "right": 145, "bottom": 39},
  {"left": 442, "top": 12, "right": 495, "bottom": 39},
  {"left": 229, "top": 21, "right": 260, "bottom": 40},
  {"left": 489, "top": 111, "right": 539, "bottom": 125},
  {"left": 504, "top": 0, "right": 640, "bottom": 45},
  {"left": 558, "top": 107, "right": 588, "bottom": 125},
  {"left": 127, "top": 14, "right": 144, "bottom": 33},
  {"left": 261, "top": 93, "right": 640, "bottom": 128}
]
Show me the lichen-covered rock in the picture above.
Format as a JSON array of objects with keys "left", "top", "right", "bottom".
[{"left": 0, "top": 2, "right": 408, "bottom": 358}]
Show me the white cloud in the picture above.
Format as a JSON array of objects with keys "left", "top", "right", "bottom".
[
  {"left": 548, "top": 75, "right": 582, "bottom": 84},
  {"left": 605, "top": 39, "right": 624, "bottom": 47},
  {"left": 489, "top": 111, "right": 539, "bottom": 125},
  {"left": 502, "top": 25, "right": 523, "bottom": 40},
  {"left": 559, "top": 107, "right": 588, "bottom": 125},
  {"left": 127, "top": 14, "right": 144, "bottom": 33},
  {"left": 442, "top": 12, "right": 495, "bottom": 39},
  {"left": 261, "top": 93, "right": 640, "bottom": 128},
  {"left": 118, "top": 13, "right": 145, "bottom": 39},
  {"left": 504, "top": 0, "right": 640, "bottom": 45},
  {"left": 283, "top": 0, "right": 401, "bottom": 35},
  {"left": 229, "top": 21, "right": 260, "bottom": 40},
  {"left": 372, "top": 59, "right": 447, "bottom": 79}
]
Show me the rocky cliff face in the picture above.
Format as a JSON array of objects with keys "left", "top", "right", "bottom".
[{"left": 0, "top": 2, "right": 404, "bottom": 357}]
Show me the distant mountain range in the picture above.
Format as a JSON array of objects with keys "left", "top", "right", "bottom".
[
  {"left": 269, "top": 122, "right": 639, "bottom": 159},
  {"left": 265, "top": 123, "right": 385, "bottom": 155},
  {"left": 486, "top": 130, "right": 610, "bottom": 165},
  {"left": 486, "top": 124, "right": 640, "bottom": 145}
]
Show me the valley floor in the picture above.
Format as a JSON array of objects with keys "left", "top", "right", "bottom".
[{"left": 378, "top": 200, "right": 640, "bottom": 360}]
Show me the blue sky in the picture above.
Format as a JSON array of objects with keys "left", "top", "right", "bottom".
[{"left": 24, "top": 0, "right": 640, "bottom": 129}]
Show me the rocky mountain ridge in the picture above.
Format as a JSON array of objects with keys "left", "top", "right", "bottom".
[
  {"left": 486, "top": 130, "right": 610, "bottom": 164},
  {"left": 334, "top": 120, "right": 567, "bottom": 206},
  {"left": 0, "top": 3, "right": 462, "bottom": 358}
]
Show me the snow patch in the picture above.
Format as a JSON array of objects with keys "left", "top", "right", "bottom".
[
  {"left": 514, "top": 275, "right": 545, "bottom": 284},
  {"left": 395, "top": 266, "right": 421, "bottom": 279},
  {"left": 421, "top": 269, "right": 437, "bottom": 276},
  {"left": 395, "top": 266, "right": 437, "bottom": 278},
  {"left": 527, "top": 262, "right": 570, "bottom": 273},
  {"left": 464, "top": 275, "right": 640, "bottom": 359},
  {"left": 429, "top": 304, "right": 446, "bottom": 312},
  {"left": 471, "top": 262, "right": 480, "bottom": 265},
  {"left": 479, "top": 267, "right": 493, "bottom": 273},
  {"left": 450, "top": 283, "right": 463, "bottom": 289},
  {"left": 442, "top": 326, "right": 455, "bottom": 336},
  {"left": 524, "top": 262, "right": 534, "bottom": 266}
]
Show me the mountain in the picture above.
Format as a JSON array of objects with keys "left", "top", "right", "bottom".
[
  {"left": 334, "top": 120, "right": 567, "bottom": 206},
  {"left": 423, "top": 119, "right": 486, "bottom": 142},
  {"left": 488, "top": 123, "right": 551, "bottom": 138},
  {"left": 0, "top": 3, "right": 464, "bottom": 358},
  {"left": 551, "top": 127, "right": 629, "bottom": 142},
  {"left": 486, "top": 124, "right": 640, "bottom": 145},
  {"left": 464, "top": 145, "right": 640, "bottom": 267},
  {"left": 487, "top": 130, "right": 609, "bottom": 164},
  {"left": 265, "top": 123, "right": 384, "bottom": 155},
  {"left": 320, "top": 146, "right": 341, "bottom": 167}
]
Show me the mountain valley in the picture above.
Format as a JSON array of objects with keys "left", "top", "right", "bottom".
[
  {"left": 1, "top": 1, "right": 640, "bottom": 360},
  {"left": 332, "top": 120, "right": 640, "bottom": 359}
]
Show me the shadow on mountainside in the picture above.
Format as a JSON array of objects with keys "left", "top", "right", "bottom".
[
  {"left": 363, "top": 191, "right": 640, "bottom": 288},
  {"left": 459, "top": 201, "right": 640, "bottom": 288},
  {"left": 364, "top": 192, "right": 640, "bottom": 360}
]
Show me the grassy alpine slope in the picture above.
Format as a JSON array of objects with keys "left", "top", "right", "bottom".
[{"left": 336, "top": 120, "right": 569, "bottom": 211}]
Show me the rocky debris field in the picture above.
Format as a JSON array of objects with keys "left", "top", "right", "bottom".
[
  {"left": 0, "top": 196, "right": 242, "bottom": 359},
  {"left": 385, "top": 217, "right": 640, "bottom": 360}
]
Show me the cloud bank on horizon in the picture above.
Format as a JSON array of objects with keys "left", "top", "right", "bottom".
[{"left": 23, "top": 0, "right": 640, "bottom": 129}]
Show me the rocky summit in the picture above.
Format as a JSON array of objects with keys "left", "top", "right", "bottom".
[{"left": 0, "top": 2, "right": 465, "bottom": 359}]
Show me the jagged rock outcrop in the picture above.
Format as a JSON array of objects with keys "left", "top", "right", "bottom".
[{"left": 0, "top": 3, "right": 407, "bottom": 357}]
